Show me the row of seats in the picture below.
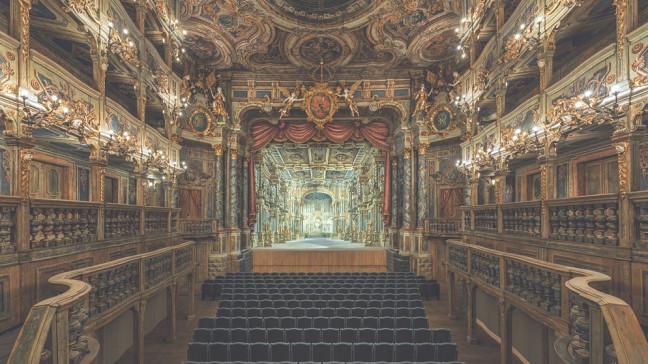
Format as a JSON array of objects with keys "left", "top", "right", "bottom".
[
  {"left": 193, "top": 327, "right": 451, "bottom": 344},
  {"left": 199, "top": 316, "right": 430, "bottom": 330},
  {"left": 217, "top": 272, "right": 417, "bottom": 277},
  {"left": 218, "top": 299, "right": 423, "bottom": 309},
  {"left": 217, "top": 306, "right": 426, "bottom": 318},
  {"left": 188, "top": 341, "right": 458, "bottom": 362},
  {"left": 219, "top": 287, "right": 422, "bottom": 294},
  {"left": 183, "top": 361, "right": 463, "bottom": 364},
  {"left": 218, "top": 293, "right": 422, "bottom": 303}
]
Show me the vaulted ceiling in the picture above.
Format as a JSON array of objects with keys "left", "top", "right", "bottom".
[{"left": 180, "top": 0, "right": 463, "bottom": 74}]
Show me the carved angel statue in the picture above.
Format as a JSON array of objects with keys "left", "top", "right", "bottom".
[
  {"left": 210, "top": 86, "right": 228, "bottom": 119},
  {"left": 412, "top": 84, "right": 432, "bottom": 117},
  {"left": 337, "top": 80, "right": 362, "bottom": 117},
  {"left": 278, "top": 86, "right": 303, "bottom": 119}
]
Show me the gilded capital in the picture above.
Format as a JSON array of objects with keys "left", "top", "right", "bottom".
[{"left": 212, "top": 144, "right": 224, "bottom": 156}]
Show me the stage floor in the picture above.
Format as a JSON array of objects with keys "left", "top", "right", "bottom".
[{"left": 255, "top": 238, "right": 373, "bottom": 250}]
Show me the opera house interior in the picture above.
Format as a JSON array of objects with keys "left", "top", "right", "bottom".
[{"left": 0, "top": 0, "right": 648, "bottom": 363}]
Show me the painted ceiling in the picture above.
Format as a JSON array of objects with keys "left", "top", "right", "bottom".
[
  {"left": 263, "top": 140, "right": 376, "bottom": 185},
  {"left": 180, "top": 0, "right": 462, "bottom": 72}
]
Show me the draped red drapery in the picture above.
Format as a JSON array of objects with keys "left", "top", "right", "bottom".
[{"left": 248, "top": 120, "right": 393, "bottom": 227}]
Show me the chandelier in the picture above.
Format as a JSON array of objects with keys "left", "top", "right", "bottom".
[{"left": 100, "top": 130, "right": 138, "bottom": 159}]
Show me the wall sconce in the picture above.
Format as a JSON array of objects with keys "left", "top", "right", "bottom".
[
  {"left": 164, "top": 95, "right": 188, "bottom": 125},
  {"left": 100, "top": 129, "right": 138, "bottom": 159}
]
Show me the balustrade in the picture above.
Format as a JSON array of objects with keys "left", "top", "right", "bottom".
[
  {"left": 0, "top": 197, "right": 20, "bottom": 253},
  {"left": 547, "top": 195, "right": 618, "bottom": 246},
  {"left": 473, "top": 206, "right": 497, "bottom": 232},
  {"left": 424, "top": 218, "right": 461, "bottom": 235},
  {"left": 461, "top": 207, "right": 471, "bottom": 232},
  {"left": 506, "top": 259, "right": 562, "bottom": 316},
  {"left": 145, "top": 208, "right": 169, "bottom": 234},
  {"left": 29, "top": 200, "right": 100, "bottom": 249},
  {"left": 8, "top": 241, "right": 195, "bottom": 364},
  {"left": 631, "top": 194, "right": 648, "bottom": 249},
  {"left": 179, "top": 218, "right": 216, "bottom": 235},
  {"left": 471, "top": 250, "right": 500, "bottom": 287},
  {"left": 105, "top": 204, "right": 141, "bottom": 239},
  {"left": 448, "top": 244, "right": 468, "bottom": 272},
  {"left": 447, "top": 240, "right": 648, "bottom": 363},
  {"left": 501, "top": 202, "right": 541, "bottom": 237}
]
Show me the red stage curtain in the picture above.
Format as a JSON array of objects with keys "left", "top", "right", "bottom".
[{"left": 251, "top": 120, "right": 390, "bottom": 151}]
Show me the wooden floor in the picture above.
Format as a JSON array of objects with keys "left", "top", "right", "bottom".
[{"left": 115, "top": 280, "right": 503, "bottom": 364}]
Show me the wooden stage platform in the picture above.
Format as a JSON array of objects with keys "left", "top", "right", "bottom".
[{"left": 251, "top": 248, "right": 387, "bottom": 273}]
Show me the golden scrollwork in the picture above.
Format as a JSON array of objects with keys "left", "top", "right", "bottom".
[
  {"left": 616, "top": 141, "right": 629, "bottom": 196},
  {"left": 67, "top": 0, "right": 100, "bottom": 23},
  {"left": 473, "top": 69, "right": 488, "bottom": 92},
  {"left": 614, "top": 0, "right": 626, "bottom": 60},
  {"left": 640, "top": 143, "right": 648, "bottom": 179},
  {"left": 403, "top": 148, "right": 411, "bottom": 160},
  {"left": 230, "top": 148, "right": 238, "bottom": 160},
  {"left": 494, "top": 176, "right": 503, "bottom": 204},
  {"left": 426, "top": 104, "right": 455, "bottom": 137},
  {"left": 503, "top": 34, "right": 523, "bottom": 63},
  {"left": 18, "top": 0, "right": 31, "bottom": 67},
  {"left": 212, "top": 144, "right": 224, "bottom": 156},
  {"left": 187, "top": 108, "right": 213, "bottom": 137},
  {"left": 99, "top": 167, "right": 106, "bottom": 203},
  {"left": 19, "top": 149, "right": 31, "bottom": 198},
  {"left": 301, "top": 83, "right": 340, "bottom": 130},
  {"left": 538, "top": 57, "right": 547, "bottom": 92},
  {"left": 539, "top": 163, "right": 547, "bottom": 202}
]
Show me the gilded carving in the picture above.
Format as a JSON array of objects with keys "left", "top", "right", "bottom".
[
  {"left": 616, "top": 141, "right": 629, "bottom": 195},
  {"left": 18, "top": 0, "right": 31, "bottom": 67},
  {"left": 473, "top": 69, "right": 488, "bottom": 92},
  {"left": 99, "top": 167, "right": 106, "bottom": 203},
  {"left": 403, "top": 148, "right": 411, "bottom": 160},
  {"left": 230, "top": 148, "right": 238, "bottom": 160},
  {"left": 540, "top": 163, "right": 547, "bottom": 202},
  {"left": 538, "top": 57, "right": 546, "bottom": 92},
  {"left": 640, "top": 143, "right": 648, "bottom": 179},
  {"left": 212, "top": 144, "right": 224, "bottom": 156},
  {"left": 19, "top": 149, "right": 31, "bottom": 198},
  {"left": 614, "top": 0, "right": 626, "bottom": 60},
  {"left": 67, "top": 0, "right": 100, "bottom": 23},
  {"left": 1, "top": 149, "right": 9, "bottom": 182},
  {"left": 503, "top": 34, "right": 523, "bottom": 62},
  {"left": 417, "top": 143, "right": 428, "bottom": 155}
]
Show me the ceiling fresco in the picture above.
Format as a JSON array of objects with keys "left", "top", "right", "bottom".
[
  {"left": 263, "top": 140, "right": 376, "bottom": 185},
  {"left": 180, "top": 0, "right": 463, "bottom": 72}
]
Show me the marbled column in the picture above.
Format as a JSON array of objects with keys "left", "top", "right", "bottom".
[
  {"left": 228, "top": 149, "right": 239, "bottom": 228},
  {"left": 417, "top": 145, "right": 428, "bottom": 227},
  {"left": 402, "top": 149, "right": 412, "bottom": 228},
  {"left": 391, "top": 157, "right": 398, "bottom": 226},
  {"left": 213, "top": 146, "right": 224, "bottom": 227}
]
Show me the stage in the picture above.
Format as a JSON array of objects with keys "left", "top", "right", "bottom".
[{"left": 251, "top": 238, "right": 387, "bottom": 272}]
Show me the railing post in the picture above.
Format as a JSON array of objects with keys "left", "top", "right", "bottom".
[
  {"left": 166, "top": 282, "right": 177, "bottom": 343},
  {"left": 589, "top": 305, "right": 604, "bottom": 364},
  {"left": 140, "top": 207, "right": 146, "bottom": 236},
  {"left": 466, "top": 280, "right": 478, "bottom": 344},
  {"left": 132, "top": 300, "right": 147, "bottom": 364},
  {"left": 499, "top": 298, "right": 513, "bottom": 364},
  {"left": 448, "top": 271, "right": 457, "bottom": 320},
  {"left": 187, "top": 270, "right": 195, "bottom": 319},
  {"left": 51, "top": 309, "right": 69, "bottom": 364}
]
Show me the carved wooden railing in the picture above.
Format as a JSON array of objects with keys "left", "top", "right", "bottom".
[
  {"left": 105, "top": 203, "right": 141, "bottom": 239},
  {"left": 501, "top": 201, "right": 542, "bottom": 238},
  {"left": 423, "top": 218, "right": 461, "bottom": 236},
  {"left": 629, "top": 192, "right": 648, "bottom": 249},
  {"left": 447, "top": 240, "right": 648, "bottom": 364},
  {"left": 30, "top": 199, "right": 101, "bottom": 249},
  {"left": 546, "top": 194, "right": 619, "bottom": 246},
  {"left": 178, "top": 218, "right": 218, "bottom": 236},
  {"left": 0, "top": 196, "right": 22, "bottom": 253},
  {"left": 145, "top": 207, "right": 171, "bottom": 235},
  {"left": 8, "top": 241, "right": 196, "bottom": 364},
  {"left": 473, "top": 205, "right": 497, "bottom": 233}
]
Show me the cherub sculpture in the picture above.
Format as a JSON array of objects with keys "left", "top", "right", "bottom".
[
  {"left": 278, "top": 86, "right": 303, "bottom": 119},
  {"left": 337, "top": 80, "right": 362, "bottom": 117}
]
